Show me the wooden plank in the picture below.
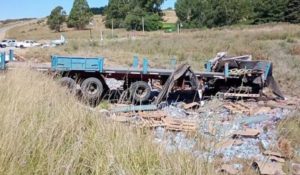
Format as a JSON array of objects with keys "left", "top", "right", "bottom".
[{"left": 162, "top": 117, "right": 198, "bottom": 132}]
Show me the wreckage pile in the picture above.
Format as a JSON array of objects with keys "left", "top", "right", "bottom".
[
  {"left": 95, "top": 53, "right": 300, "bottom": 174},
  {"left": 107, "top": 97, "right": 300, "bottom": 175}
]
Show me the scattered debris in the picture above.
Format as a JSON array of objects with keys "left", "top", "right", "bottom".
[
  {"left": 292, "top": 163, "right": 300, "bottom": 175},
  {"left": 183, "top": 102, "right": 200, "bottom": 110},
  {"left": 263, "top": 150, "right": 285, "bottom": 158},
  {"left": 163, "top": 117, "right": 198, "bottom": 132},
  {"left": 219, "top": 164, "right": 240, "bottom": 175},
  {"left": 252, "top": 161, "right": 286, "bottom": 175},
  {"left": 268, "top": 156, "right": 285, "bottom": 163},
  {"left": 224, "top": 102, "right": 253, "bottom": 115},
  {"left": 232, "top": 128, "right": 260, "bottom": 138},
  {"left": 216, "top": 139, "right": 243, "bottom": 150},
  {"left": 111, "top": 104, "right": 158, "bottom": 113}
]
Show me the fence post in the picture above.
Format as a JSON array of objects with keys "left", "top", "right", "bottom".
[
  {"left": 9, "top": 49, "right": 14, "bottom": 61},
  {"left": 143, "top": 58, "right": 148, "bottom": 74},
  {"left": 206, "top": 62, "right": 212, "bottom": 72},
  {"left": 133, "top": 56, "right": 138, "bottom": 68},
  {"left": 0, "top": 53, "right": 5, "bottom": 70},
  {"left": 224, "top": 63, "right": 229, "bottom": 79},
  {"left": 170, "top": 58, "right": 177, "bottom": 69},
  {"left": 99, "top": 57, "right": 104, "bottom": 73}
]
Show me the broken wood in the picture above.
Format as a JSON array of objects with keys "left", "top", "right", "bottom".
[
  {"left": 252, "top": 161, "right": 286, "bottom": 175},
  {"left": 162, "top": 117, "right": 198, "bottom": 132},
  {"left": 138, "top": 111, "right": 167, "bottom": 120},
  {"left": 263, "top": 150, "right": 285, "bottom": 158},
  {"left": 183, "top": 102, "right": 200, "bottom": 110},
  {"left": 224, "top": 102, "right": 253, "bottom": 115},
  {"left": 269, "top": 156, "right": 285, "bottom": 163},
  {"left": 219, "top": 164, "right": 239, "bottom": 175},
  {"left": 216, "top": 139, "right": 243, "bottom": 150},
  {"left": 232, "top": 128, "right": 260, "bottom": 138}
]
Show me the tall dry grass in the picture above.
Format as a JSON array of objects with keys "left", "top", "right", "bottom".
[{"left": 0, "top": 69, "right": 215, "bottom": 175}]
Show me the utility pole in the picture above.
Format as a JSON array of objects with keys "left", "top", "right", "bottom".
[
  {"left": 100, "top": 31, "right": 103, "bottom": 41},
  {"left": 111, "top": 19, "right": 114, "bottom": 38},
  {"left": 142, "top": 17, "right": 145, "bottom": 34}
]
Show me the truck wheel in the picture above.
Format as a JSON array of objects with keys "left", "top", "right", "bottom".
[
  {"left": 59, "top": 77, "right": 76, "bottom": 93},
  {"left": 81, "top": 78, "right": 104, "bottom": 105},
  {"left": 130, "top": 81, "right": 151, "bottom": 102}
]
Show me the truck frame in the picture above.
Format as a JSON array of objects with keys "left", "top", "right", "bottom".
[{"left": 50, "top": 53, "right": 284, "bottom": 106}]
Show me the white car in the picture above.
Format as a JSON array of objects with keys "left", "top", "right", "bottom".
[
  {"left": 15, "top": 40, "right": 41, "bottom": 48},
  {"left": 0, "top": 39, "right": 17, "bottom": 48}
]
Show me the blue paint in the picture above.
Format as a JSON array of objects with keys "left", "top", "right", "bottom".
[
  {"left": 98, "top": 57, "right": 104, "bottom": 72},
  {"left": 224, "top": 63, "right": 229, "bottom": 78},
  {"left": 170, "top": 58, "right": 177, "bottom": 69},
  {"left": 9, "top": 49, "right": 14, "bottom": 61},
  {"left": 264, "top": 62, "right": 271, "bottom": 81},
  {"left": 133, "top": 56, "right": 138, "bottom": 68},
  {"left": 0, "top": 53, "right": 5, "bottom": 70},
  {"left": 143, "top": 58, "right": 148, "bottom": 74},
  {"left": 51, "top": 56, "right": 104, "bottom": 72},
  {"left": 206, "top": 62, "right": 212, "bottom": 72}
]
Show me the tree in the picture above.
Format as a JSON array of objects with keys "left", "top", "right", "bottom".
[
  {"left": 105, "top": 0, "right": 164, "bottom": 31},
  {"left": 67, "top": 0, "right": 93, "bottom": 30},
  {"left": 252, "top": 0, "right": 288, "bottom": 24},
  {"left": 284, "top": 0, "right": 300, "bottom": 23},
  {"left": 175, "top": 0, "right": 253, "bottom": 28},
  {"left": 47, "top": 6, "right": 66, "bottom": 32},
  {"left": 90, "top": 6, "right": 107, "bottom": 15}
]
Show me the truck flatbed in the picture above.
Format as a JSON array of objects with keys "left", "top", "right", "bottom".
[{"left": 6, "top": 59, "right": 226, "bottom": 80}]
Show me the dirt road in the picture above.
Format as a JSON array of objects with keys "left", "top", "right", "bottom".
[
  {"left": 0, "top": 21, "right": 35, "bottom": 54},
  {"left": 0, "top": 21, "right": 36, "bottom": 40}
]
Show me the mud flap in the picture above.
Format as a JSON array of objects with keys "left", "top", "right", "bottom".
[{"left": 266, "top": 76, "right": 285, "bottom": 100}]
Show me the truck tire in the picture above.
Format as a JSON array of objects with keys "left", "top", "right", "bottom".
[
  {"left": 130, "top": 81, "right": 151, "bottom": 102},
  {"left": 59, "top": 77, "right": 77, "bottom": 93},
  {"left": 81, "top": 77, "right": 104, "bottom": 105}
]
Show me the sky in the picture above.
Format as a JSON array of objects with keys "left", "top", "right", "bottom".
[{"left": 0, "top": 0, "right": 176, "bottom": 20}]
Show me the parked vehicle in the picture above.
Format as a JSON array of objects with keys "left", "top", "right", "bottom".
[
  {"left": 51, "top": 35, "right": 66, "bottom": 46},
  {"left": 15, "top": 40, "right": 41, "bottom": 48},
  {"left": 0, "top": 39, "right": 17, "bottom": 48}
]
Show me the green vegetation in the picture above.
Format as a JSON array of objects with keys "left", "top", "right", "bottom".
[
  {"left": 67, "top": 0, "right": 93, "bottom": 30},
  {"left": 105, "top": 0, "right": 164, "bottom": 31},
  {"left": 175, "top": 0, "right": 300, "bottom": 28},
  {"left": 253, "top": 0, "right": 288, "bottom": 24},
  {"left": 47, "top": 6, "right": 66, "bottom": 32},
  {"left": 90, "top": 6, "right": 107, "bottom": 15},
  {"left": 162, "top": 23, "right": 176, "bottom": 32},
  {"left": 284, "top": 0, "right": 300, "bottom": 24}
]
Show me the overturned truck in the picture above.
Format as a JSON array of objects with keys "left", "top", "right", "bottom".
[{"left": 51, "top": 52, "right": 284, "bottom": 106}]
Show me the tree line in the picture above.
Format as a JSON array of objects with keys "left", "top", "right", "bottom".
[
  {"left": 175, "top": 0, "right": 300, "bottom": 28},
  {"left": 47, "top": 0, "right": 93, "bottom": 32},
  {"left": 104, "top": 0, "right": 164, "bottom": 31},
  {"left": 47, "top": 0, "right": 300, "bottom": 32}
]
